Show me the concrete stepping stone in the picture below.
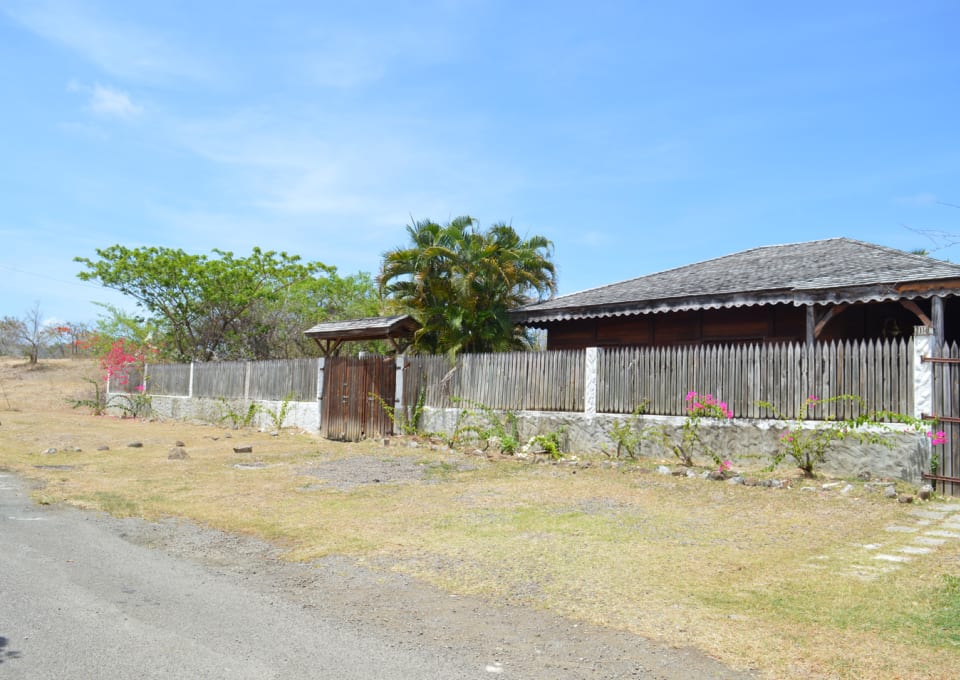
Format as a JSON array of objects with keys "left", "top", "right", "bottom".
[
  {"left": 913, "top": 536, "right": 947, "bottom": 546},
  {"left": 909, "top": 510, "right": 950, "bottom": 520},
  {"left": 874, "top": 554, "right": 911, "bottom": 563},
  {"left": 924, "top": 530, "right": 960, "bottom": 539},
  {"left": 899, "top": 546, "right": 932, "bottom": 555},
  {"left": 885, "top": 525, "right": 919, "bottom": 533}
]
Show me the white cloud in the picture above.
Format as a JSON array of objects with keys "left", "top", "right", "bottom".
[
  {"left": 89, "top": 83, "right": 142, "bottom": 118},
  {"left": 3, "top": 1, "right": 210, "bottom": 82},
  {"left": 68, "top": 81, "right": 142, "bottom": 119}
]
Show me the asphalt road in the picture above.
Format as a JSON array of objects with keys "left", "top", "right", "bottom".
[{"left": 0, "top": 472, "right": 487, "bottom": 680}]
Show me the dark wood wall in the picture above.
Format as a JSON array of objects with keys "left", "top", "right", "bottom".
[{"left": 544, "top": 300, "right": 944, "bottom": 350}]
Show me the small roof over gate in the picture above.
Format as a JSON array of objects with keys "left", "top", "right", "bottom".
[{"left": 303, "top": 314, "right": 420, "bottom": 356}]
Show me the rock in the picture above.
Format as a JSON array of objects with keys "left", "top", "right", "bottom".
[
  {"left": 840, "top": 484, "right": 854, "bottom": 494},
  {"left": 883, "top": 486, "right": 898, "bottom": 499},
  {"left": 700, "top": 471, "right": 711, "bottom": 479},
  {"left": 270, "top": 431, "right": 279, "bottom": 437},
  {"left": 656, "top": 465, "right": 672, "bottom": 475},
  {"left": 707, "top": 470, "right": 726, "bottom": 481},
  {"left": 898, "top": 494, "right": 915, "bottom": 504},
  {"left": 96, "top": 445, "right": 110, "bottom": 451},
  {"left": 822, "top": 482, "right": 842, "bottom": 490},
  {"left": 42, "top": 447, "right": 57, "bottom": 455},
  {"left": 127, "top": 441, "right": 143, "bottom": 448},
  {"left": 382, "top": 438, "right": 391, "bottom": 447},
  {"left": 918, "top": 484, "right": 934, "bottom": 501},
  {"left": 174, "top": 440, "right": 186, "bottom": 447},
  {"left": 801, "top": 486, "right": 817, "bottom": 492},
  {"left": 857, "top": 470, "right": 872, "bottom": 481},
  {"left": 685, "top": 469, "right": 698, "bottom": 478},
  {"left": 168, "top": 446, "right": 189, "bottom": 460},
  {"left": 72, "top": 447, "right": 82, "bottom": 452},
  {"left": 727, "top": 476, "right": 746, "bottom": 485},
  {"left": 233, "top": 445, "right": 253, "bottom": 454}
]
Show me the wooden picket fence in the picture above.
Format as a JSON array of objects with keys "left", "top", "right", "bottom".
[
  {"left": 402, "top": 350, "right": 585, "bottom": 412},
  {"left": 597, "top": 339, "right": 913, "bottom": 419},
  {"left": 134, "top": 338, "right": 913, "bottom": 420}
]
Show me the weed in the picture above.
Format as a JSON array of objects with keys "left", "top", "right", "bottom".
[
  {"left": 758, "top": 394, "right": 935, "bottom": 477},
  {"left": 107, "top": 388, "right": 152, "bottom": 419},
  {"left": 218, "top": 398, "right": 261, "bottom": 429},
  {"left": 525, "top": 428, "right": 566, "bottom": 459},
  {"left": 451, "top": 398, "right": 520, "bottom": 454},
  {"left": 371, "top": 388, "right": 426, "bottom": 436},
  {"left": 262, "top": 392, "right": 294, "bottom": 431},
  {"left": 69, "top": 377, "right": 108, "bottom": 415}
]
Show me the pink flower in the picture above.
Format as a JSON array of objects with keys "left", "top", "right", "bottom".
[
  {"left": 136, "top": 384, "right": 146, "bottom": 393},
  {"left": 927, "top": 430, "right": 948, "bottom": 446},
  {"left": 686, "top": 391, "right": 697, "bottom": 401}
]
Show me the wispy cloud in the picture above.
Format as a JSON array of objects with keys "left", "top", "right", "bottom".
[
  {"left": 2, "top": 1, "right": 210, "bottom": 82},
  {"left": 69, "top": 81, "right": 142, "bottom": 118}
]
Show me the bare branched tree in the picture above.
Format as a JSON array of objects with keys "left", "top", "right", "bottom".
[{"left": 0, "top": 302, "right": 54, "bottom": 364}]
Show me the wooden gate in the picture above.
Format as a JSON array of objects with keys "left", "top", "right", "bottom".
[
  {"left": 924, "top": 342, "right": 960, "bottom": 497},
  {"left": 321, "top": 356, "right": 396, "bottom": 441}
]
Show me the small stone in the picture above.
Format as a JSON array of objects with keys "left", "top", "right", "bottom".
[
  {"left": 822, "top": 482, "right": 843, "bottom": 490},
  {"left": 840, "top": 484, "right": 854, "bottom": 494},
  {"left": 96, "top": 445, "right": 110, "bottom": 451},
  {"left": 707, "top": 470, "right": 725, "bottom": 481},
  {"left": 857, "top": 470, "right": 872, "bottom": 481},
  {"left": 42, "top": 447, "right": 57, "bottom": 455},
  {"left": 727, "top": 476, "right": 746, "bottom": 485},
  {"left": 685, "top": 469, "right": 698, "bottom": 478},
  {"left": 801, "top": 486, "right": 817, "bottom": 492},
  {"left": 168, "top": 446, "right": 189, "bottom": 460},
  {"left": 656, "top": 465, "right": 671, "bottom": 475},
  {"left": 233, "top": 445, "right": 253, "bottom": 454},
  {"left": 174, "top": 440, "right": 186, "bottom": 447},
  {"left": 884, "top": 486, "right": 898, "bottom": 499},
  {"left": 270, "top": 431, "right": 279, "bottom": 437},
  {"left": 918, "top": 484, "right": 934, "bottom": 501},
  {"left": 127, "top": 441, "right": 143, "bottom": 448},
  {"left": 898, "top": 495, "right": 915, "bottom": 504},
  {"left": 72, "top": 447, "right": 82, "bottom": 452}
]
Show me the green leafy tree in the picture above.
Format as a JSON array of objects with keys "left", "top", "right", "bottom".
[
  {"left": 76, "top": 246, "right": 330, "bottom": 361},
  {"left": 232, "top": 271, "right": 383, "bottom": 359},
  {"left": 379, "top": 216, "right": 557, "bottom": 354}
]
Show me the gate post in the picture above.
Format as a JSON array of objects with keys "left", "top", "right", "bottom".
[
  {"left": 394, "top": 354, "right": 405, "bottom": 419},
  {"left": 584, "top": 347, "right": 598, "bottom": 415},
  {"left": 913, "top": 326, "right": 934, "bottom": 420},
  {"left": 316, "top": 357, "right": 326, "bottom": 431}
]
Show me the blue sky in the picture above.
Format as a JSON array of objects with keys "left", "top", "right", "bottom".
[{"left": 2, "top": 0, "right": 959, "bottom": 326}]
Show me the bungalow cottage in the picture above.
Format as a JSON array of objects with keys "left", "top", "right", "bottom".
[{"left": 510, "top": 238, "right": 960, "bottom": 350}]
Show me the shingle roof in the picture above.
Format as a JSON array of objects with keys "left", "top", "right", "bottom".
[
  {"left": 512, "top": 238, "right": 960, "bottom": 324},
  {"left": 303, "top": 315, "right": 419, "bottom": 341}
]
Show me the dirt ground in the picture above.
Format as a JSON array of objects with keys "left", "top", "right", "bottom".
[{"left": 0, "top": 357, "right": 754, "bottom": 678}]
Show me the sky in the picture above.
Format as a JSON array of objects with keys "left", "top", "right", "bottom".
[{"left": 2, "top": 0, "right": 959, "bottom": 326}]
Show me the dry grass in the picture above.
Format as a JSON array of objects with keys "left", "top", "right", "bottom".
[{"left": 2, "top": 357, "right": 960, "bottom": 678}]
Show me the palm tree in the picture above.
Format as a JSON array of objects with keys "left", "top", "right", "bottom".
[{"left": 379, "top": 217, "right": 556, "bottom": 355}]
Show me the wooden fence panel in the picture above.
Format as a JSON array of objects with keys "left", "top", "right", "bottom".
[
  {"left": 403, "top": 350, "right": 585, "bottom": 412},
  {"left": 247, "top": 358, "right": 319, "bottom": 401},
  {"left": 596, "top": 339, "right": 912, "bottom": 418},
  {"left": 193, "top": 361, "right": 246, "bottom": 398},
  {"left": 145, "top": 363, "right": 190, "bottom": 396}
]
